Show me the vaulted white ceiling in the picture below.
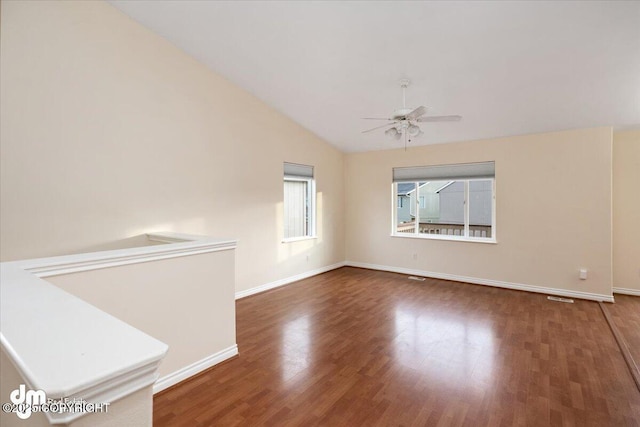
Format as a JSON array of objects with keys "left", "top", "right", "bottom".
[{"left": 110, "top": 1, "right": 640, "bottom": 152}]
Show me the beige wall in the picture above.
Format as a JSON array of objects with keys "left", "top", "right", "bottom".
[
  {"left": 613, "top": 130, "right": 640, "bottom": 292},
  {"left": 345, "top": 127, "right": 613, "bottom": 298},
  {"left": 0, "top": 1, "right": 344, "bottom": 294},
  {"left": 0, "top": 0, "right": 631, "bottom": 301},
  {"left": 49, "top": 249, "right": 235, "bottom": 379}
]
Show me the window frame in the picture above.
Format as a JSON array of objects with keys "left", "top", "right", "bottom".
[
  {"left": 391, "top": 178, "right": 496, "bottom": 243},
  {"left": 283, "top": 175, "right": 316, "bottom": 242}
]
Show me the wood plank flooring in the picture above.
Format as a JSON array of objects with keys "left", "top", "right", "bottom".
[
  {"left": 154, "top": 267, "right": 640, "bottom": 426},
  {"left": 605, "top": 295, "right": 640, "bottom": 388}
]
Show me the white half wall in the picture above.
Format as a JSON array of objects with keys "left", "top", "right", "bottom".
[{"left": 49, "top": 249, "right": 236, "bottom": 382}]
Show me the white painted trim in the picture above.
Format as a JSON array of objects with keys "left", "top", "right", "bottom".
[
  {"left": 345, "top": 261, "right": 615, "bottom": 302},
  {"left": 613, "top": 287, "right": 640, "bottom": 297},
  {"left": 282, "top": 236, "right": 318, "bottom": 243},
  {"left": 0, "top": 232, "right": 236, "bottom": 424},
  {"left": 390, "top": 233, "right": 497, "bottom": 244},
  {"left": 235, "top": 262, "right": 346, "bottom": 299},
  {"left": 0, "top": 265, "right": 168, "bottom": 424},
  {"left": 17, "top": 232, "right": 237, "bottom": 278},
  {"left": 391, "top": 178, "right": 497, "bottom": 243},
  {"left": 154, "top": 345, "right": 238, "bottom": 394},
  {"left": 49, "top": 362, "right": 160, "bottom": 424}
]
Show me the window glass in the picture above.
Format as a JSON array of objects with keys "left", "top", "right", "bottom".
[
  {"left": 468, "top": 180, "right": 493, "bottom": 238},
  {"left": 393, "top": 178, "right": 494, "bottom": 241},
  {"left": 416, "top": 182, "right": 433, "bottom": 233},
  {"left": 434, "top": 180, "right": 464, "bottom": 235},
  {"left": 396, "top": 182, "right": 415, "bottom": 234}
]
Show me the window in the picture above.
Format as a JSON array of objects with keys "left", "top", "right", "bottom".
[
  {"left": 392, "top": 162, "right": 495, "bottom": 241},
  {"left": 283, "top": 162, "right": 315, "bottom": 240}
]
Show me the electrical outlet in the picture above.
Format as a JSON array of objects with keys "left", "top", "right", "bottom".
[
  {"left": 579, "top": 269, "right": 587, "bottom": 280},
  {"left": 412, "top": 253, "right": 418, "bottom": 261},
  {"left": 306, "top": 255, "right": 310, "bottom": 262}
]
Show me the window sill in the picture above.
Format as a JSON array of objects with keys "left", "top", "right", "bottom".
[
  {"left": 282, "top": 236, "right": 318, "bottom": 243},
  {"left": 390, "top": 233, "right": 497, "bottom": 244}
]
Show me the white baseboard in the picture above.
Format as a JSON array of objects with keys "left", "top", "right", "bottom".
[
  {"left": 346, "top": 261, "right": 615, "bottom": 303},
  {"left": 613, "top": 287, "right": 640, "bottom": 297},
  {"left": 235, "top": 262, "right": 346, "bottom": 300},
  {"left": 153, "top": 344, "right": 238, "bottom": 394}
]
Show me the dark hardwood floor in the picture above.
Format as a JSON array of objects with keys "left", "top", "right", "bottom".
[
  {"left": 606, "top": 294, "right": 640, "bottom": 387},
  {"left": 154, "top": 267, "right": 640, "bottom": 426}
]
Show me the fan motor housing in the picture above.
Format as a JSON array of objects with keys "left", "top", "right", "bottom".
[{"left": 391, "top": 108, "right": 414, "bottom": 120}]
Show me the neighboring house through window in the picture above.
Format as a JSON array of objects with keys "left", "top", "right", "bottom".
[
  {"left": 283, "top": 162, "right": 315, "bottom": 240},
  {"left": 392, "top": 161, "right": 496, "bottom": 241},
  {"left": 419, "top": 196, "right": 427, "bottom": 209}
]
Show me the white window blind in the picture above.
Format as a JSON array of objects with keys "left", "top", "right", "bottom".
[
  {"left": 283, "top": 180, "right": 308, "bottom": 238},
  {"left": 393, "top": 161, "right": 495, "bottom": 182},
  {"left": 283, "top": 162, "right": 315, "bottom": 240}
]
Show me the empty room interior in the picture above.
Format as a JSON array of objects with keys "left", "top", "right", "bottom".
[{"left": 1, "top": 1, "right": 639, "bottom": 426}]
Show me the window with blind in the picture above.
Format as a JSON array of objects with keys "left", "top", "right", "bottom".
[
  {"left": 393, "top": 162, "right": 496, "bottom": 241},
  {"left": 283, "top": 162, "right": 316, "bottom": 240}
]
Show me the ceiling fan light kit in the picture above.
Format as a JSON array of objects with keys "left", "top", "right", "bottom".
[
  {"left": 385, "top": 127, "right": 401, "bottom": 139},
  {"left": 362, "top": 79, "right": 462, "bottom": 149}
]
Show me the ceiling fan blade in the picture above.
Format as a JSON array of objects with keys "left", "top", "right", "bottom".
[
  {"left": 405, "top": 106, "right": 428, "bottom": 120},
  {"left": 416, "top": 115, "right": 462, "bottom": 122},
  {"left": 362, "top": 122, "right": 398, "bottom": 133},
  {"left": 362, "top": 117, "right": 394, "bottom": 121}
]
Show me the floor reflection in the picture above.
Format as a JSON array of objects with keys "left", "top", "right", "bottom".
[
  {"left": 281, "top": 315, "right": 312, "bottom": 383},
  {"left": 155, "top": 268, "right": 640, "bottom": 426},
  {"left": 393, "top": 305, "right": 496, "bottom": 390}
]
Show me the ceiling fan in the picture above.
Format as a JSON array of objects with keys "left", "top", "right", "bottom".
[{"left": 362, "top": 79, "right": 462, "bottom": 149}]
